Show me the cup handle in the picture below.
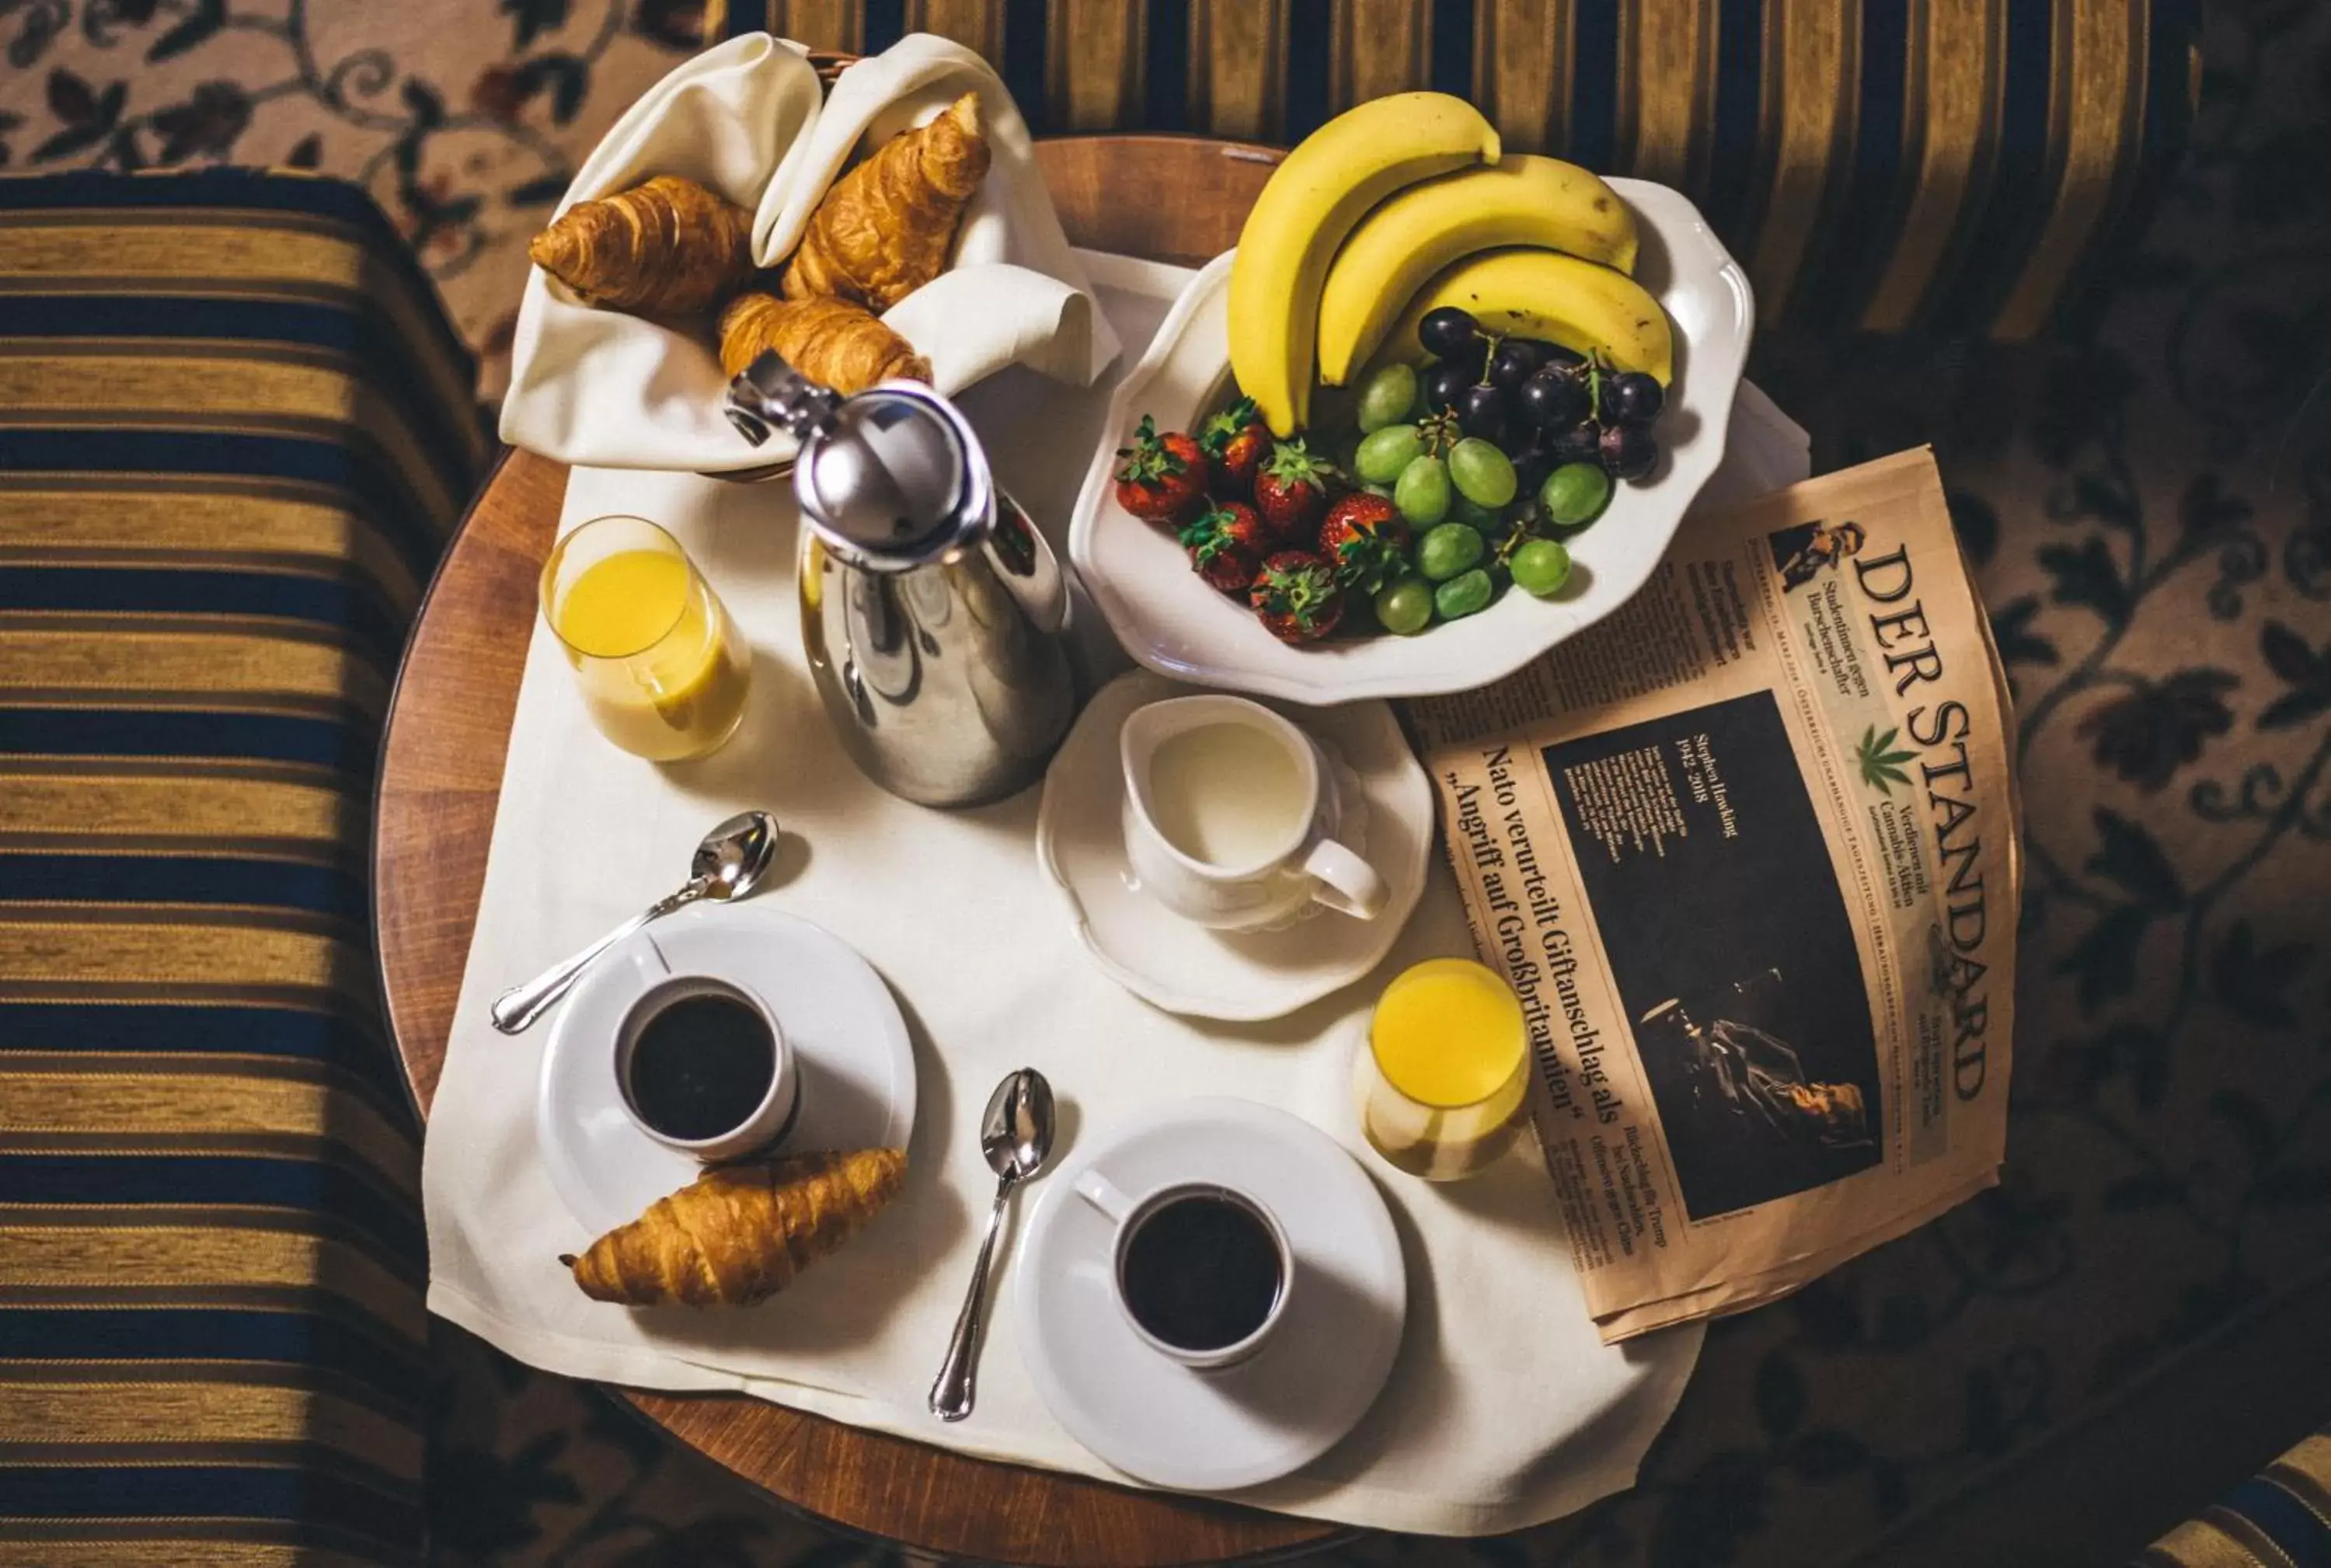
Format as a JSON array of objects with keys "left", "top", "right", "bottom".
[
  {"left": 1075, "top": 1169, "right": 1134, "bottom": 1223},
  {"left": 1303, "top": 839, "right": 1388, "bottom": 920}
]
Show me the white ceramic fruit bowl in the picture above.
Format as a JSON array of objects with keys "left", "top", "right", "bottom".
[{"left": 1067, "top": 179, "right": 1754, "bottom": 705}]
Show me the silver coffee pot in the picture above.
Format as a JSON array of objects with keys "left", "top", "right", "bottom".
[{"left": 726, "top": 353, "right": 1077, "bottom": 808}]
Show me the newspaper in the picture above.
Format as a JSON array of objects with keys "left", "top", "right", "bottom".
[{"left": 1409, "top": 450, "right": 2021, "bottom": 1343}]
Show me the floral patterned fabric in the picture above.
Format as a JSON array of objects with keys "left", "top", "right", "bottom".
[
  {"left": 5, "top": 3, "right": 2325, "bottom": 1564},
  {"left": 0, "top": 0, "right": 700, "bottom": 397}
]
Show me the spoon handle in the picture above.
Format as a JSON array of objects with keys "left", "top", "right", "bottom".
[
  {"left": 489, "top": 885, "right": 698, "bottom": 1035},
  {"left": 930, "top": 1174, "right": 1012, "bottom": 1421}
]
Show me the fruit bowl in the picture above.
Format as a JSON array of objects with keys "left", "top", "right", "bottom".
[{"left": 1067, "top": 179, "right": 1752, "bottom": 706}]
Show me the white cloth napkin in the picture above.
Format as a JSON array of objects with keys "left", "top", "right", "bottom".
[
  {"left": 428, "top": 254, "right": 1809, "bottom": 1536},
  {"left": 500, "top": 33, "right": 1120, "bottom": 472}
]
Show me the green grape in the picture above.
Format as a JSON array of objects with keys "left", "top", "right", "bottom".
[
  {"left": 1394, "top": 455, "right": 1452, "bottom": 528},
  {"left": 1416, "top": 521, "right": 1485, "bottom": 582},
  {"left": 1362, "top": 482, "right": 1396, "bottom": 499},
  {"left": 1373, "top": 576, "right": 1435, "bottom": 636},
  {"left": 1540, "top": 462, "right": 1613, "bottom": 526},
  {"left": 1448, "top": 437, "right": 1518, "bottom": 507},
  {"left": 1357, "top": 364, "right": 1420, "bottom": 433},
  {"left": 1355, "top": 424, "right": 1425, "bottom": 485},
  {"left": 1448, "top": 493, "right": 1502, "bottom": 531},
  {"left": 1434, "top": 567, "right": 1494, "bottom": 620},
  {"left": 1510, "top": 537, "right": 1573, "bottom": 598}
]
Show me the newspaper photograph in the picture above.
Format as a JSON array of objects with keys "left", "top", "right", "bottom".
[{"left": 1409, "top": 449, "right": 2022, "bottom": 1343}]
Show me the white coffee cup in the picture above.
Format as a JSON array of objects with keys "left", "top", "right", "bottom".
[
  {"left": 613, "top": 974, "right": 799, "bottom": 1162},
  {"left": 1118, "top": 694, "right": 1388, "bottom": 932},
  {"left": 1075, "top": 1170, "right": 1293, "bottom": 1371}
]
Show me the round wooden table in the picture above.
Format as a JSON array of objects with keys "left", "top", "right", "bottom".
[{"left": 374, "top": 135, "right": 1350, "bottom": 1567}]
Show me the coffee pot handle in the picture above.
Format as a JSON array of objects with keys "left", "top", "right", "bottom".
[{"left": 1303, "top": 840, "right": 1388, "bottom": 921}]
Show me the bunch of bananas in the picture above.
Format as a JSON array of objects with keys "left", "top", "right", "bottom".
[{"left": 1228, "top": 93, "right": 1672, "bottom": 437}]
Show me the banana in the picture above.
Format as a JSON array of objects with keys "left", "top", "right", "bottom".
[
  {"left": 1378, "top": 246, "right": 1674, "bottom": 385},
  {"left": 1315, "top": 157, "right": 1639, "bottom": 385},
  {"left": 1228, "top": 92, "right": 1500, "bottom": 435}
]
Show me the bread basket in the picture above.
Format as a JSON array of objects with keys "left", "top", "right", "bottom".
[{"left": 500, "top": 33, "right": 1117, "bottom": 478}]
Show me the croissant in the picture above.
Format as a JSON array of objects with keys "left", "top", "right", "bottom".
[
  {"left": 782, "top": 92, "right": 991, "bottom": 311},
  {"left": 563, "top": 1148, "right": 907, "bottom": 1307},
  {"left": 528, "top": 175, "right": 756, "bottom": 318},
  {"left": 719, "top": 291, "right": 932, "bottom": 392}
]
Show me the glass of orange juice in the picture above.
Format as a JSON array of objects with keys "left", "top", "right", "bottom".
[
  {"left": 541, "top": 515, "right": 750, "bottom": 761},
  {"left": 1355, "top": 958, "right": 1530, "bottom": 1181}
]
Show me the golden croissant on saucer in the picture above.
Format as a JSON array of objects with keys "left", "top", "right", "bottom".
[{"left": 563, "top": 1148, "right": 906, "bottom": 1307}]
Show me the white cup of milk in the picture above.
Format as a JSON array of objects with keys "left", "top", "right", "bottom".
[{"left": 1117, "top": 695, "right": 1388, "bottom": 932}]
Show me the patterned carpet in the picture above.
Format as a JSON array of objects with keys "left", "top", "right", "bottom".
[
  {"left": 0, "top": 0, "right": 700, "bottom": 399},
  {"left": 4, "top": 4, "right": 2327, "bottom": 1565}
]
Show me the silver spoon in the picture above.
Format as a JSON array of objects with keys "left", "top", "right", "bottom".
[
  {"left": 930, "top": 1066, "right": 1055, "bottom": 1422},
  {"left": 490, "top": 810, "right": 780, "bottom": 1035}
]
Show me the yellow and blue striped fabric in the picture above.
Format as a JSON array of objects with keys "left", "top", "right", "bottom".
[
  {"left": 0, "top": 169, "right": 485, "bottom": 1567},
  {"left": 713, "top": 0, "right": 2200, "bottom": 341},
  {"left": 2138, "top": 1423, "right": 2331, "bottom": 1568}
]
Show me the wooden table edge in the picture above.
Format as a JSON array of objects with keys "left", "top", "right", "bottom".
[{"left": 371, "top": 133, "right": 1355, "bottom": 1568}]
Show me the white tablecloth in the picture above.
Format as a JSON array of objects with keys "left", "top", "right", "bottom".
[{"left": 422, "top": 251, "right": 1810, "bottom": 1535}]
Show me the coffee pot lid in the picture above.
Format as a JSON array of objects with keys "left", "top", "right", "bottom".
[
  {"left": 725, "top": 352, "right": 981, "bottom": 567},
  {"left": 796, "top": 389, "right": 968, "bottom": 559}
]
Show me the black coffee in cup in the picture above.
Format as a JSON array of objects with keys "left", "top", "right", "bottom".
[
  {"left": 1118, "top": 1191, "right": 1284, "bottom": 1352},
  {"left": 623, "top": 992, "right": 775, "bottom": 1141}
]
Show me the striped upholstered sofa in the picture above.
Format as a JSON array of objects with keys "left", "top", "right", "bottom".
[
  {"left": 713, "top": 0, "right": 2202, "bottom": 343},
  {"left": 0, "top": 171, "right": 483, "bottom": 1566},
  {"left": 2136, "top": 1423, "right": 2331, "bottom": 1567}
]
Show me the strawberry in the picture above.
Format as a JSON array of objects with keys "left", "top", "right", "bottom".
[
  {"left": 1198, "top": 395, "right": 1270, "bottom": 500},
  {"left": 1314, "top": 492, "right": 1411, "bottom": 594},
  {"left": 1113, "top": 414, "right": 1210, "bottom": 526},
  {"left": 1253, "top": 439, "right": 1333, "bottom": 542},
  {"left": 1178, "top": 501, "right": 1269, "bottom": 593},
  {"left": 1249, "top": 550, "right": 1346, "bottom": 643}
]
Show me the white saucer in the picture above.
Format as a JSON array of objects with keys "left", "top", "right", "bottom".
[
  {"left": 535, "top": 901, "right": 916, "bottom": 1236},
  {"left": 1035, "top": 670, "right": 1433, "bottom": 1020},
  {"left": 1014, "top": 1096, "right": 1406, "bottom": 1492}
]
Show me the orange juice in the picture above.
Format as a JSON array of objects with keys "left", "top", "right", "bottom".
[
  {"left": 545, "top": 519, "right": 750, "bottom": 761},
  {"left": 1357, "top": 959, "right": 1530, "bottom": 1179},
  {"left": 558, "top": 547, "right": 694, "bottom": 657}
]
